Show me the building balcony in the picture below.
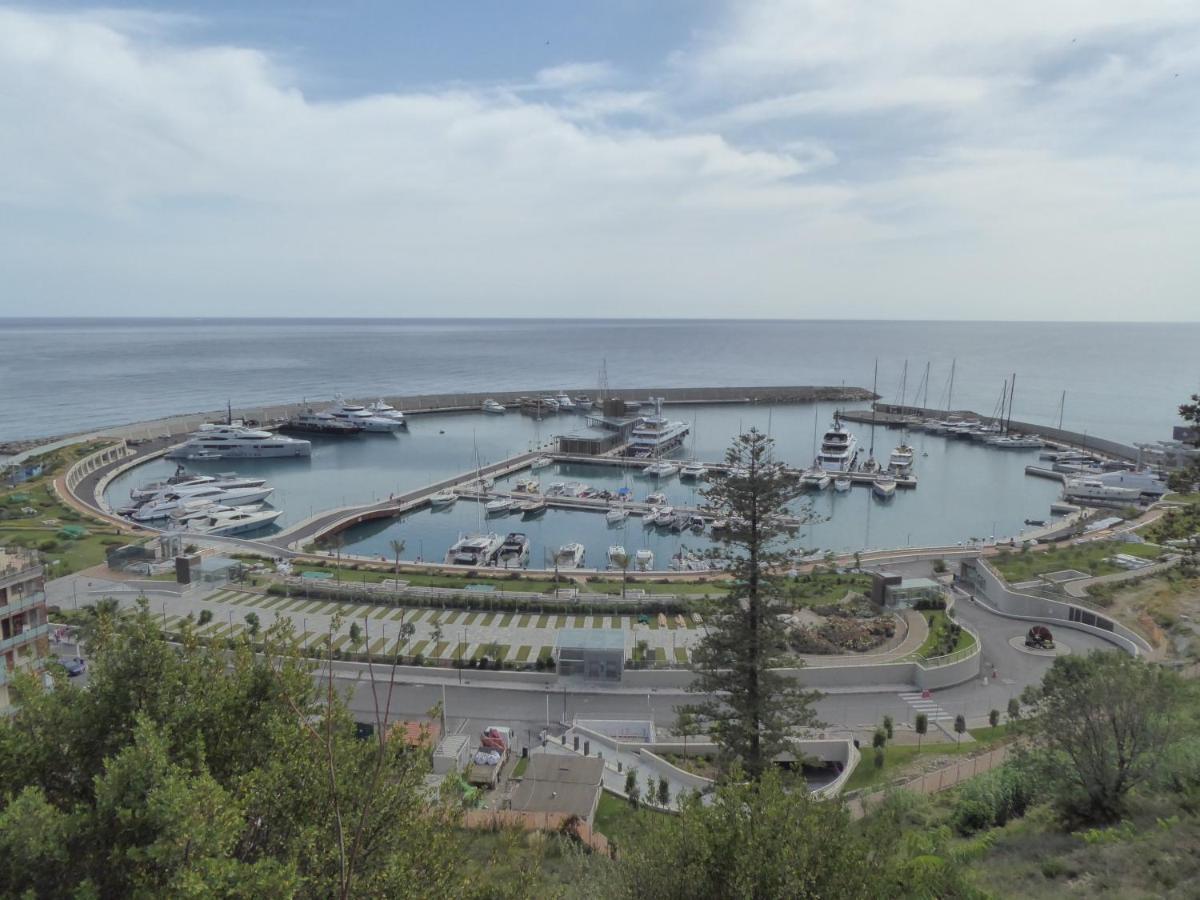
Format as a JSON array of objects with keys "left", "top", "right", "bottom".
[
  {"left": 0, "top": 622, "right": 50, "bottom": 655},
  {"left": 0, "top": 591, "right": 46, "bottom": 619}
]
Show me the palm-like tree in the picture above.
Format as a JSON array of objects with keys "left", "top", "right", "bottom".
[{"left": 389, "top": 538, "right": 406, "bottom": 586}]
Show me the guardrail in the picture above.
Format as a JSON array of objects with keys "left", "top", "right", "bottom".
[
  {"left": 0, "top": 622, "right": 50, "bottom": 654},
  {"left": 64, "top": 440, "right": 130, "bottom": 493}
]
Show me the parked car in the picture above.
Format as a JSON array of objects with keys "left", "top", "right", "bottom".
[{"left": 61, "top": 657, "right": 86, "bottom": 677}]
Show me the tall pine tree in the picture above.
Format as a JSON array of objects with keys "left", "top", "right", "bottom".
[{"left": 685, "top": 428, "right": 822, "bottom": 779}]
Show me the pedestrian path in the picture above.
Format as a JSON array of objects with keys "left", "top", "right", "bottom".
[{"left": 898, "top": 691, "right": 954, "bottom": 723}]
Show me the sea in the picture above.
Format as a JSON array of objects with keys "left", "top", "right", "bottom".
[
  {"left": 10, "top": 317, "right": 1197, "bottom": 561},
  {"left": 0, "top": 318, "right": 1196, "bottom": 445}
]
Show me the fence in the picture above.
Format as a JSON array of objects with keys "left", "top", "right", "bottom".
[
  {"left": 461, "top": 809, "right": 611, "bottom": 856},
  {"left": 849, "top": 745, "right": 1011, "bottom": 818}
]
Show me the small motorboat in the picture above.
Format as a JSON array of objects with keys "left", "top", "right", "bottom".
[
  {"left": 531, "top": 456, "right": 554, "bottom": 470},
  {"left": 1024, "top": 518, "right": 1046, "bottom": 527},
  {"left": 481, "top": 399, "right": 506, "bottom": 414},
  {"left": 872, "top": 476, "right": 897, "bottom": 500},
  {"left": 833, "top": 476, "right": 852, "bottom": 493},
  {"left": 635, "top": 549, "right": 655, "bottom": 571},
  {"left": 653, "top": 506, "right": 676, "bottom": 526},
  {"left": 645, "top": 492, "right": 667, "bottom": 505},
  {"left": 607, "top": 545, "right": 627, "bottom": 569},
  {"left": 555, "top": 542, "right": 586, "bottom": 569},
  {"left": 680, "top": 462, "right": 707, "bottom": 479},
  {"left": 606, "top": 506, "right": 629, "bottom": 525},
  {"left": 518, "top": 498, "right": 547, "bottom": 517},
  {"left": 513, "top": 478, "right": 540, "bottom": 493},
  {"left": 644, "top": 461, "right": 680, "bottom": 478},
  {"left": 429, "top": 490, "right": 457, "bottom": 507},
  {"left": 485, "top": 498, "right": 512, "bottom": 516}
]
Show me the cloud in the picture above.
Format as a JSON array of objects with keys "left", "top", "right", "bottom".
[
  {"left": 0, "top": 3, "right": 1197, "bottom": 320},
  {"left": 534, "top": 60, "right": 617, "bottom": 89}
]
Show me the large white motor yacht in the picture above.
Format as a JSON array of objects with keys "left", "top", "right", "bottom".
[
  {"left": 1062, "top": 478, "right": 1143, "bottom": 504},
  {"left": 629, "top": 399, "right": 690, "bottom": 458},
  {"left": 166, "top": 424, "right": 311, "bottom": 459},
  {"left": 481, "top": 399, "right": 506, "bottom": 415},
  {"left": 132, "top": 485, "right": 275, "bottom": 521},
  {"left": 177, "top": 504, "right": 283, "bottom": 536},
  {"left": 328, "top": 396, "right": 403, "bottom": 431},
  {"left": 554, "top": 392, "right": 576, "bottom": 412},
  {"left": 131, "top": 471, "right": 267, "bottom": 503},
  {"left": 367, "top": 398, "right": 408, "bottom": 427},
  {"left": 816, "top": 417, "right": 858, "bottom": 472}
]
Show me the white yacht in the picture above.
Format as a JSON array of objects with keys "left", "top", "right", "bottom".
[
  {"left": 1062, "top": 478, "right": 1142, "bottom": 504},
  {"left": 643, "top": 460, "right": 680, "bottom": 479},
  {"left": 367, "top": 399, "right": 408, "bottom": 427},
  {"left": 1091, "top": 469, "right": 1167, "bottom": 498},
  {"left": 513, "top": 478, "right": 540, "bottom": 493},
  {"left": 328, "top": 396, "right": 403, "bottom": 432},
  {"left": 428, "top": 490, "right": 457, "bottom": 507},
  {"left": 485, "top": 498, "right": 512, "bottom": 516},
  {"left": 680, "top": 462, "right": 707, "bottom": 480},
  {"left": 606, "top": 506, "right": 629, "bottom": 525},
  {"left": 645, "top": 492, "right": 667, "bottom": 505},
  {"left": 131, "top": 471, "right": 267, "bottom": 503},
  {"left": 833, "top": 476, "right": 852, "bottom": 493},
  {"left": 635, "top": 549, "right": 655, "bottom": 571},
  {"left": 481, "top": 399, "right": 506, "bottom": 415},
  {"left": 531, "top": 456, "right": 554, "bottom": 470},
  {"left": 802, "top": 469, "right": 832, "bottom": 491},
  {"left": 816, "top": 417, "right": 858, "bottom": 472},
  {"left": 132, "top": 484, "right": 274, "bottom": 521},
  {"left": 166, "top": 424, "right": 311, "bottom": 459},
  {"left": 178, "top": 505, "right": 283, "bottom": 536},
  {"left": 872, "top": 475, "right": 897, "bottom": 500},
  {"left": 985, "top": 435, "right": 1044, "bottom": 450},
  {"left": 652, "top": 506, "right": 676, "bottom": 526},
  {"left": 554, "top": 392, "right": 576, "bottom": 412},
  {"left": 555, "top": 542, "right": 586, "bottom": 569},
  {"left": 492, "top": 532, "right": 530, "bottom": 568},
  {"left": 888, "top": 444, "right": 915, "bottom": 473},
  {"left": 607, "top": 545, "right": 627, "bottom": 569},
  {"left": 540, "top": 397, "right": 561, "bottom": 412},
  {"left": 444, "top": 533, "right": 503, "bottom": 566},
  {"left": 628, "top": 398, "right": 690, "bottom": 458}
]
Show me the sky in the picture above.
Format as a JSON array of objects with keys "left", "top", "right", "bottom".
[{"left": 1, "top": 1, "right": 1198, "bottom": 320}]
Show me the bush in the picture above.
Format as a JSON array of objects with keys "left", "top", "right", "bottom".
[
  {"left": 38, "top": 540, "right": 58, "bottom": 552},
  {"left": 951, "top": 763, "right": 1038, "bottom": 835}
]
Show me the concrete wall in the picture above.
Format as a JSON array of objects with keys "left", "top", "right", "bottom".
[{"left": 959, "top": 558, "right": 1150, "bottom": 655}]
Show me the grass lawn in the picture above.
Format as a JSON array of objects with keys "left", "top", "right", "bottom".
[
  {"left": 585, "top": 579, "right": 726, "bottom": 596},
  {"left": 518, "top": 614, "right": 531, "bottom": 627},
  {"left": 990, "top": 541, "right": 1164, "bottom": 583},
  {"left": 0, "top": 528, "right": 130, "bottom": 580},
  {"left": 462, "top": 612, "right": 479, "bottom": 626},
  {"left": 593, "top": 792, "right": 670, "bottom": 846},
  {"left": 498, "top": 613, "right": 514, "bottom": 627},
  {"left": 573, "top": 615, "right": 587, "bottom": 628},
  {"left": 554, "top": 615, "right": 568, "bottom": 629},
  {"left": 591, "top": 616, "right": 607, "bottom": 628},
  {"left": 1145, "top": 495, "right": 1200, "bottom": 543},
  {"left": 845, "top": 723, "right": 1016, "bottom": 793},
  {"left": 433, "top": 641, "right": 450, "bottom": 659},
  {"left": 291, "top": 563, "right": 560, "bottom": 593},
  {"left": 512, "top": 757, "right": 529, "bottom": 778},
  {"left": 536, "top": 614, "right": 550, "bottom": 629},
  {"left": 515, "top": 645, "right": 532, "bottom": 662},
  {"left": 674, "top": 647, "right": 689, "bottom": 664},
  {"left": 913, "top": 610, "right": 976, "bottom": 659},
  {"left": 782, "top": 572, "right": 874, "bottom": 608},
  {"left": 451, "top": 641, "right": 468, "bottom": 661},
  {"left": 538, "top": 645, "right": 554, "bottom": 662}
]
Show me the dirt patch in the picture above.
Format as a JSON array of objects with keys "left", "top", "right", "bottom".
[{"left": 1086, "top": 573, "right": 1200, "bottom": 660}]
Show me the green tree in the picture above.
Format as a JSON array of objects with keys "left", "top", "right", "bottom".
[
  {"left": 988, "top": 708, "right": 1000, "bottom": 728},
  {"left": 1006, "top": 697, "right": 1021, "bottom": 722},
  {"left": 682, "top": 429, "right": 821, "bottom": 779},
  {"left": 349, "top": 620, "right": 363, "bottom": 648},
  {"left": 1023, "top": 651, "right": 1182, "bottom": 822},
  {"left": 882, "top": 714, "right": 894, "bottom": 740},
  {"left": 610, "top": 548, "right": 630, "bottom": 597},
  {"left": 873, "top": 746, "right": 885, "bottom": 770},
  {"left": 915, "top": 712, "right": 928, "bottom": 752},
  {"left": 624, "top": 768, "right": 641, "bottom": 809},
  {"left": 674, "top": 708, "right": 700, "bottom": 758},
  {"left": 953, "top": 714, "right": 966, "bottom": 744},
  {"left": 244, "top": 611, "right": 261, "bottom": 636},
  {"left": 657, "top": 776, "right": 670, "bottom": 808},
  {"left": 617, "top": 768, "right": 909, "bottom": 899},
  {"left": 198, "top": 608, "right": 214, "bottom": 627},
  {"left": 872, "top": 728, "right": 887, "bottom": 750},
  {"left": 0, "top": 599, "right": 465, "bottom": 899}
]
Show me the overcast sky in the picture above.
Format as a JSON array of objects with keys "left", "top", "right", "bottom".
[{"left": 2, "top": 2, "right": 1198, "bottom": 320}]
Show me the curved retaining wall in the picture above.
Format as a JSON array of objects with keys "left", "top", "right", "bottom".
[{"left": 959, "top": 558, "right": 1150, "bottom": 656}]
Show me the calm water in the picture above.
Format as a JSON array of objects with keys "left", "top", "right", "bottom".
[
  {"left": 2, "top": 318, "right": 1197, "bottom": 444},
  {"left": 105, "top": 402, "right": 1063, "bottom": 560}
]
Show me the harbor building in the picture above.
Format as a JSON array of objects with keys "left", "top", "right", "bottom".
[
  {"left": 0, "top": 547, "right": 50, "bottom": 712},
  {"left": 555, "top": 628, "right": 625, "bottom": 681}
]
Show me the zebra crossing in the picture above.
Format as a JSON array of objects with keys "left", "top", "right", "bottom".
[{"left": 899, "top": 691, "right": 955, "bottom": 722}]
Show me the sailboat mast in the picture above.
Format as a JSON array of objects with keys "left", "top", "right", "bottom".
[
  {"left": 1007, "top": 373, "right": 1017, "bottom": 433},
  {"left": 1058, "top": 390, "right": 1066, "bottom": 430},
  {"left": 923, "top": 361, "right": 931, "bottom": 410},
  {"left": 947, "top": 359, "right": 956, "bottom": 412},
  {"left": 869, "top": 359, "right": 878, "bottom": 458},
  {"left": 899, "top": 360, "right": 908, "bottom": 409}
]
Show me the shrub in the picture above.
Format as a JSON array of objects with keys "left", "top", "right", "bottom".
[{"left": 951, "top": 763, "right": 1038, "bottom": 835}]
